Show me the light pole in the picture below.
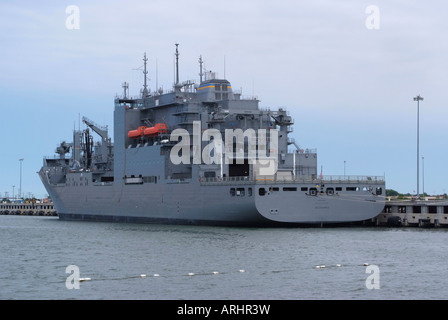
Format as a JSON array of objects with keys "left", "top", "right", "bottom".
[
  {"left": 422, "top": 156, "right": 425, "bottom": 200},
  {"left": 344, "top": 160, "right": 346, "bottom": 178},
  {"left": 19, "top": 158, "right": 23, "bottom": 199},
  {"left": 413, "top": 95, "right": 423, "bottom": 200}
]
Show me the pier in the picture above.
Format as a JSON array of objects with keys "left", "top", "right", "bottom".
[
  {"left": 0, "top": 201, "right": 56, "bottom": 216},
  {"left": 2, "top": 198, "right": 448, "bottom": 228},
  {"left": 373, "top": 200, "right": 448, "bottom": 228}
]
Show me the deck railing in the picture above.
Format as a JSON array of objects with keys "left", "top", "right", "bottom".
[{"left": 199, "top": 175, "right": 385, "bottom": 186}]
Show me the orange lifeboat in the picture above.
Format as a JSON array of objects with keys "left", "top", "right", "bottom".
[
  {"left": 143, "top": 123, "right": 167, "bottom": 137},
  {"left": 128, "top": 126, "right": 148, "bottom": 139}
]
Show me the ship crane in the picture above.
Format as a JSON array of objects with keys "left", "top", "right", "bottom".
[
  {"left": 82, "top": 116, "right": 108, "bottom": 140},
  {"left": 82, "top": 116, "right": 109, "bottom": 164}
]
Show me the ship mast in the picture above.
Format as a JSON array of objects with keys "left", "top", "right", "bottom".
[
  {"left": 175, "top": 44, "right": 180, "bottom": 85},
  {"left": 122, "top": 82, "right": 129, "bottom": 99},
  {"left": 174, "top": 43, "right": 182, "bottom": 93},
  {"left": 142, "top": 52, "right": 149, "bottom": 97},
  {"left": 199, "top": 55, "right": 203, "bottom": 84}
]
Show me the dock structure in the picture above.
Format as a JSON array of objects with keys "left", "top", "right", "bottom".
[
  {"left": 2, "top": 198, "right": 448, "bottom": 228},
  {"left": 374, "top": 200, "right": 448, "bottom": 228},
  {"left": 0, "top": 201, "right": 56, "bottom": 216}
]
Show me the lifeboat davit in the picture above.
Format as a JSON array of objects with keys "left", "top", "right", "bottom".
[
  {"left": 128, "top": 126, "right": 148, "bottom": 139},
  {"left": 143, "top": 123, "right": 167, "bottom": 137}
]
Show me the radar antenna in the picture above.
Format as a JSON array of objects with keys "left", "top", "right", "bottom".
[{"left": 122, "top": 82, "right": 129, "bottom": 99}]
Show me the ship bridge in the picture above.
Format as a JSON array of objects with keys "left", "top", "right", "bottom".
[{"left": 197, "top": 77, "right": 234, "bottom": 101}]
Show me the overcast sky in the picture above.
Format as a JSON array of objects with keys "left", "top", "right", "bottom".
[{"left": 1, "top": 0, "right": 447, "bottom": 198}]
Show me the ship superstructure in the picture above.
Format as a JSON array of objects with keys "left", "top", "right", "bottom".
[{"left": 39, "top": 45, "right": 385, "bottom": 226}]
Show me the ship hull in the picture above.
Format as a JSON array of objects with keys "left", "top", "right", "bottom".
[{"left": 40, "top": 171, "right": 385, "bottom": 227}]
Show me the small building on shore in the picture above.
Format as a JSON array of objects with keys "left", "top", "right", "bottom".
[{"left": 374, "top": 200, "right": 448, "bottom": 228}]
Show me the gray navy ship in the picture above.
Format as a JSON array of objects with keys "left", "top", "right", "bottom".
[{"left": 39, "top": 45, "right": 386, "bottom": 226}]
